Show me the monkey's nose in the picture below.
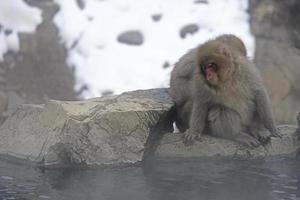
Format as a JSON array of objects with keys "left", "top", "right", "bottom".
[{"left": 206, "top": 69, "right": 215, "bottom": 80}]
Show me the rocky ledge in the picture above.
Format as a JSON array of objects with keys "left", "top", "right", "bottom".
[
  {"left": 156, "top": 125, "right": 299, "bottom": 159},
  {"left": 0, "top": 88, "right": 299, "bottom": 167}
]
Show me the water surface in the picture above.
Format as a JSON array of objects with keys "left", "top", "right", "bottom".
[{"left": 0, "top": 157, "right": 300, "bottom": 200}]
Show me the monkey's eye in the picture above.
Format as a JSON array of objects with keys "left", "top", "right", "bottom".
[{"left": 206, "top": 63, "right": 217, "bottom": 71}]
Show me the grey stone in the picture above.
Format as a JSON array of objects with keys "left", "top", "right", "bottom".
[
  {"left": 4, "top": 29, "right": 12, "bottom": 36},
  {"left": 0, "top": 76, "right": 5, "bottom": 84},
  {"left": 151, "top": 14, "right": 162, "bottom": 22},
  {"left": 0, "top": 92, "right": 8, "bottom": 113},
  {"left": 155, "top": 125, "right": 300, "bottom": 159},
  {"left": 0, "top": 89, "right": 173, "bottom": 167},
  {"left": 0, "top": 88, "right": 299, "bottom": 167},
  {"left": 0, "top": 68, "right": 5, "bottom": 75},
  {"left": 194, "top": 0, "right": 208, "bottom": 4},
  {"left": 297, "top": 113, "right": 300, "bottom": 133},
  {"left": 162, "top": 61, "right": 170, "bottom": 69},
  {"left": 6, "top": 92, "right": 26, "bottom": 115},
  {"left": 101, "top": 89, "right": 114, "bottom": 96},
  {"left": 76, "top": 0, "right": 85, "bottom": 10},
  {"left": 180, "top": 24, "right": 199, "bottom": 39},
  {"left": 117, "top": 30, "right": 144, "bottom": 46}
]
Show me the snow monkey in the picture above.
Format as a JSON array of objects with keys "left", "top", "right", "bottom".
[{"left": 169, "top": 34, "right": 280, "bottom": 146}]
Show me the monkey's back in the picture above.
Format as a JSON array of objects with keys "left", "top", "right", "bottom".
[{"left": 169, "top": 48, "right": 198, "bottom": 106}]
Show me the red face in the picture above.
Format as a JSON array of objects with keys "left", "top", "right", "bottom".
[
  {"left": 202, "top": 63, "right": 219, "bottom": 85},
  {"left": 197, "top": 41, "right": 236, "bottom": 86}
]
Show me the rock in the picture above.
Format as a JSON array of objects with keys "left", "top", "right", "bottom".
[
  {"left": 6, "top": 92, "right": 25, "bottom": 109},
  {"left": 101, "top": 89, "right": 114, "bottom": 96},
  {"left": 117, "top": 30, "right": 144, "bottom": 46},
  {"left": 249, "top": 0, "right": 300, "bottom": 124},
  {"left": 0, "top": 92, "right": 8, "bottom": 113},
  {"left": 0, "top": 91, "right": 26, "bottom": 125},
  {"left": 151, "top": 14, "right": 162, "bottom": 22},
  {"left": 76, "top": 0, "right": 85, "bottom": 10},
  {"left": 0, "top": 89, "right": 173, "bottom": 167},
  {"left": 297, "top": 113, "right": 300, "bottom": 133},
  {"left": 0, "top": 67, "right": 5, "bottom": 75},
  {"left": 194, "top": 0, "right": 208, "bottom": 4},
  {"left": 162, "top": 61, "right": 170, "bottom": 69},
  {"left": 180, "top": 24, "right": 199, "bottom": 39},
  {"left": 155, "top": 125, "right": 300, "bottom": 159},
  {"left": 0, "top": 88, "right": 299, "bottom": 167},
  {"left": 0, "top": 76, "right": 5, "bottom": 84},
  {"left": 4, "top": 29, "right": 13, "bottom": 36}
]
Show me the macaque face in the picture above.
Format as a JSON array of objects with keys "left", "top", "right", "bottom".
[
  {"left": 200, "top": 54, "right": 234, "bottom": 86},
  {"left": 201, "top": 62, "right": 219, "bottom": 85}
]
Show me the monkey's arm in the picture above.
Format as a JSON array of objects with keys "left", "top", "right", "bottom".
[
  {"left": 255, "top": 89, "right": 280, "bottom": 137},
  {"left": 175, "top": 61, "right": 197, "bottom": 79},
  {"left": 183, "top": 101, "right": 208, "bottom": 144}
]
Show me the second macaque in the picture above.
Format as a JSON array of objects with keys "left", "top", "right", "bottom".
[{"left": 169, "top": 34, "right": 280, "bottom": 146}]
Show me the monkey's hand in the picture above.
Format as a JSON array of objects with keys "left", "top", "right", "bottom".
[
  {"left": 256, "top": 130, "right": 271, "bottom": 145},
  {"left": 182, "top": 129, "right": 201, "bottom": 145},
  {"left": 270, "top": 127, "right": 282, "bottom": 138}
]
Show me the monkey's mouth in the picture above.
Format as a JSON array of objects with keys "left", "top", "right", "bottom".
[{"left": 201, "top": 63, "right": 218, "bottom": 81}]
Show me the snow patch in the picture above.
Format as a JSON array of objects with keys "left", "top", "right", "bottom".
[{"left": 52, "top": 0, "right": 255, "bottom": 98}]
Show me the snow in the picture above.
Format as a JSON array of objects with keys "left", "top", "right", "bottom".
[
  {"left": 54, "top": 0, "right": 255, "bottom": 98},
  {"left": 0, "top": 0, "right": 42, "bottom": 61},
  {"left": 0, "top": 0, "right": 254, "bottom": 98}
]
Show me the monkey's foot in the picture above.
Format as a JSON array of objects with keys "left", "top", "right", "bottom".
[
  {"left": 255, "top": 130, "right": 271, "bottom": 145},
  {"left": 234, "top": 133, "right": 260, "bottom": 147},
  {"left": 182, "top": 130, "right": 200, "bottom": 145},
  {"left": 270, "top": 128, "right": 282, "bottom": 138}
]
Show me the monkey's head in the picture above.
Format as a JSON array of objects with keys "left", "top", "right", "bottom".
[
  {"left": 197, "top": 41, "right": 236, "bottom": 87},
  {"left": 216, "top": 34, "right": 247, "bottom": 56}
]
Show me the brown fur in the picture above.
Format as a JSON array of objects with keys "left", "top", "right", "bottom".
[
  {"left": 216, "top": 34, "right": 247, "bottom": 56},
  {"left": 169, "top": 34, "right": 279, "bottom": 146}
]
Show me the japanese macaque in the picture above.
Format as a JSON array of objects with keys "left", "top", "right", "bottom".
[{"left": 169, "top": 34, "right": 280, "bottom": 146}]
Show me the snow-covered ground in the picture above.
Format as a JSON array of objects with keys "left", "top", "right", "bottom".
[
  {"left": 0, "top": 0, "right": 254, "bottom": 98},
  {"left": 54, "top": 0, "right": 254, "bottom": 98}
]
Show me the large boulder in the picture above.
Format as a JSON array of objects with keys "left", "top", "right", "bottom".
[
  {"left": 0, "top": 88, "right": 299, "bottom": 167},
  {"left": 249, "top": 0, "right": 300, "bottom": 124},
  {"left": 0, "top": 89, "right": 173, "bottom": 166}
]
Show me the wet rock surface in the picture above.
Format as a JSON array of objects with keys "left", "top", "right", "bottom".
[
  {"left": 155, "top": 125, "right": 299, "bottom": 159},
  {"left": 0, "top": 89, "right": 173, "bottom": 167},
  {"left": 0, "top": 88, "right": 299, "bottom": 167}
]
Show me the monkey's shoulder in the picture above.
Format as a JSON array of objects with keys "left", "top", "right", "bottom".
[{"left": 173, "top": 49, "right": 199, "bottom": 79}]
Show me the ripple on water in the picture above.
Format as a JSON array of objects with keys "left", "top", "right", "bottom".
[
  {"left": 0, "top": 176, "right": 13, "bottom": 180},
  {"left": 0, "top": 157, "right": 300, "bottom": 200}
]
